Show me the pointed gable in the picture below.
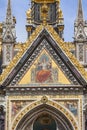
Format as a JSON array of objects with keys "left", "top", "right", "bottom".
[
  {"left": 19, "top": 49, "right": 70, "bottom": 85},
  {"left": 75, "top": 24, "right": 86, "bottom": 40},
  {"left": 0, "top": 25, "right": 87, "bottom": 87}
]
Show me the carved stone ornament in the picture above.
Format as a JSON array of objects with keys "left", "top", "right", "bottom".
[{"left": 41, "top": 96, "right": 48, "bottom": 104}]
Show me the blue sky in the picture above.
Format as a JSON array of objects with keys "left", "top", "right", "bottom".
[{"left": 0, "top": 0, "right": 87, "bottom": 42}]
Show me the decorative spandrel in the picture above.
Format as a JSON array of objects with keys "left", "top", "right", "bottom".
[
  {"left": 59, "top": 100, "right": 78, "bottom": 119},
  {"left": 11, "top": 100, "right": 33, "bottom": 121}
]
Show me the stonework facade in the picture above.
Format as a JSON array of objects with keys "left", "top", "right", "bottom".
[{"left": 0, "top": 0, "right": 87, "bottom": 130}]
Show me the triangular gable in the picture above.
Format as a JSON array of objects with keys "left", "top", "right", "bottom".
[
  {"left": 19, "top": 49, "right": 71, "bottom": 85},
  {"left": 75, "top": 24, "right": 87, "bottom": 40},
  {"left": 9, "top": 38, "right": 79, "bottom": 86},
  {"left": 3, "top": 27, "right": 15, "bottom": 42},
  {"left": 0, "top": 25, "right": 87, "bottom": 87}
]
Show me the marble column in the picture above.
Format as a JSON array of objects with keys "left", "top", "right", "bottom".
[{"left": 0, "top": 106, "right": 5, "bottom": 130}]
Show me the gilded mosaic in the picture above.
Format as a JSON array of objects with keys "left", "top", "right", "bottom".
[
  {"left": 58, "top": 100, "right": 78, "bottom": 119},
  {"left": 31, "top": 53, "right": 58, "bottom": 83},
  {"left": 11, "top": 100, "right": 32, "bottom": 120}
]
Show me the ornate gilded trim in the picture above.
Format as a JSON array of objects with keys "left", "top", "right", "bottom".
[
  {"left": 46, "top": 25, "right": 87, "bottom": 81},
  {"left": 10, "top": 40, "right": 79, "bottom": 85},
  {"left": 11, "top": 98, "right": 78, "bottom": 130},
  {"left": 0, "top": 25, "right": 43, "bottom": 83},
  {"left": 32, "top": 0, "right": 60, "bottom": 3},
  {"left": 0, "top": 25, "right": 87, "bottom": 85}
]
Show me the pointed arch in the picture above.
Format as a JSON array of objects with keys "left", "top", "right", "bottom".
[{"left": 11, "top": 99, "right": 78, "bottom": 130}]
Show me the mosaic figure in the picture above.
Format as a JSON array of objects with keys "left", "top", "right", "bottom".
[{"left": 31, "top": 54, "right": 58, "bottom": 83}]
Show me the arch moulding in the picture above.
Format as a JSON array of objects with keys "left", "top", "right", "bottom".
[{"left": 11, "top": 96, "right": 78, "bottom": 130}]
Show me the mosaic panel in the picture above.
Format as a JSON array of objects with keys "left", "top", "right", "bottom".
[
  {"left": 58, "top": 100, "right": 78, "bottom": 119},
  {"left": 31, "top": 53, "right": 58, "bottom": 83},
  {"left": 11, "top": 100, "right": 33, "bottom": 121}
]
